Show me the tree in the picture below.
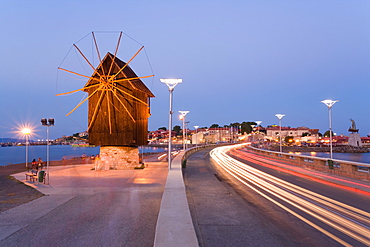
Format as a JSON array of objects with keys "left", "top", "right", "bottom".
[
  {"left": 173, "top": 125, "right": 181, "bottom": 135},
  {"left": 210, "top": 123, "right": 220, "bottom": 128},
  {"left": 158, "top": 127, "right": 167, "bottom": 131},
  {"left": 240, "top": 121, "right": 257, "bottom": 134},
  {"left": 229, "top": 122, "right": 240, "bottom": 133},
  {"left": 323, "top": 130, "right": 333, "bottom": 137},
  {"left": 230, "top": 122, "right": 240, "bottom": 128}
]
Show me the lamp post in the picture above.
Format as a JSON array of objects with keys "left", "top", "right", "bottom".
[
  {"left": 275, "top": 114, "right": 285, "bottom": 153},
  {"left": 194, "top": 125, "right": 199, "bottom": 147},
  {"left": 250, "top": 125, "right": 256, "bottom": 142},
  {"left": 22, "top": 128, "right": 31, "bottom": 169},
  {"left": 255, "top": 121, "right": 262, "bottom": 142},
  {"left": 161, "top": 78, "right": 182, "bottom": 169},
  {"left": 321, "top": 100, "right": 338, "bottom": 160},
  {"left": 41, "top": 118, "right": 54, "bottom": 184},
  {"left": 179, "top": 111, "right": 189, "bottom": 152}
]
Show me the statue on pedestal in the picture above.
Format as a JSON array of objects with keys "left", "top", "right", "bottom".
[
  {"left": 348, "top": 118, "right": 358, "bottom": 133},
  {"left": 348, "top": 119, "right": 362, "bottom": 147}
]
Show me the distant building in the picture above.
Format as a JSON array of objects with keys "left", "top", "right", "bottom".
[
  {"left": 79, "top": 131, "right": 88, "bottom": 138},
  {"left": 263, "top": 126, "right": 320, "bottom": 143}
]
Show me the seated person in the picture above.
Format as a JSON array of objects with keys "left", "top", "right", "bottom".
[
  {"left": 37, "top": 158, "right": 43, "bottom": 170},
  {"left": 31, "top": 159, "right": 38, "bottom": 174}
]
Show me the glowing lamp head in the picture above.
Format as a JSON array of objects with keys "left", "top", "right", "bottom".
[
  {"left": 179, "top": 110, "right": 189, "bottom": 117},
  {"left": 161, "top": 78, "right": 182, "bottom": 90},
  {"left": 22, "top": 128, "right": 31, "bottom": 135},
  {"left": 321, "top": 99, "right": 338, "bottom": 108},
  {"left": 41, "top": 118, "right": 47, "bottom": 126}
]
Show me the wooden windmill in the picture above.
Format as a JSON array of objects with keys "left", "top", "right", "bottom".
[{"left": 57, "top": 32, "right": 154, "bottom": 168}]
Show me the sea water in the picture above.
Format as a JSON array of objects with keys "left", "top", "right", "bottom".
[
  {"left": 291, "top": 151, "right": 370, "bottom": 164},
  {"left": 0, "top": 145, "right": 167, "bottom": 166}
]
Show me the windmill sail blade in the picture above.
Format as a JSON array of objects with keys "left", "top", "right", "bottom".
[
  {"left": 113, "top": 74, "right": 154, "bottom": 83},
  {"left": 73, "top": 44, "right": 103, "bottom": 78},
  {"left": 111, "top": 46, "right": 144, "bottom": 80},
  {"left": 106, "top": 90, "right": 113, "bottom": 134},
  {"left": 107, "top": 32, "right": 123, "bottom": 77},
  {"left": 58, "top": 67, "right": 107, "bottom": 84},
  {"left": 66, "top": 84, "right": 103, "bottom": 116},
  {"left": 88, "top": 86, "right": 107, "bottom": 131},
  {"left": 110, "top": 88, "right": 136, "bottom": 122},
  {"left": 92, "top": 32, "right": 102, "bottom": 68},
  {"left": 111, "top": 84, "right": 149, "bottom": 106},
  {"left": 56, "top": 83, "right": 100, "bottom": 96}
]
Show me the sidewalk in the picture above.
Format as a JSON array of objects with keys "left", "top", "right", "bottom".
[
  {"left": 154, "top": 151, "right": 199, "bottom": 247},
  {"left": 1, "top": 161, "right": 168, "bottom": 246},
  {"left": 3, "top": 153, "right": 198, "bottom": 247}
]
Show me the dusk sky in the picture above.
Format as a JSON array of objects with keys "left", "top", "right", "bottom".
[{"left": 1, "top": 0, "right": 370, "bottom": 140}]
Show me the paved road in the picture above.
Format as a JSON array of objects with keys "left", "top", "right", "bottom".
[
  {"left": 183, "top": 148, "right": 340, "bottom": 246},
  {"left": 0, "top": 162, "right": 167, "bottom": 247}
]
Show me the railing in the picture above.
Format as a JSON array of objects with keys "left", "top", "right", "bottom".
[
  {"left": 182, "top": 143, "right": 370, "bottom": 182},
  {"left": 183, "top": 143, "right": 231, "bottom": 161},
  {"left": 247, "top": 146, "right": 370, "bottom": 182}
]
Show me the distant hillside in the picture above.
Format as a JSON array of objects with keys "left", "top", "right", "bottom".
[{"left": 0, "top": 138, "right": 31, "bottom": 143}]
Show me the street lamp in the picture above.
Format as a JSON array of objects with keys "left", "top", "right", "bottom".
[
  {"left": 321, "top": 100, "right": 338, "bottom": 160},
  {"left": 41, "top": 118, "right": 54, "bottom": 184},
  {"left": 22, "top": 128, "right": 31, "bottom": 170},
  {"left": 250, "top": 125, "right": 256, "bottom": 142},
  {"left": 194, "top": 125, "right": 199, "bottom": 147},
  {"left": 179, "top": 111, "right": 189, "bottom": 152},
  {"left": 161, "top": 78, "right": 182, "bottom": 169},
  {"left": 275, "top": 114, "right": 285, "bottom": 153},
  {"left": 255, "top": 121, "right": 262, "bottom": 141}
]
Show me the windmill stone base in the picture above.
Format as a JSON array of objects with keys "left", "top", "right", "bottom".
[
  {"left": 99, "top": 146, "right": 140, "bottom": 169},
  {"left": 348, "top": 133, "right": 362, "bottom": 147}
]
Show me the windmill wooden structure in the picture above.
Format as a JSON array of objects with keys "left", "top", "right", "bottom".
[{"left": 57, "top": 32, "right": 154, "bottom": 169}]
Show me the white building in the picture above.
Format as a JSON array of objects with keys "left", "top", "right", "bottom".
[{"left": 265, "top": 126, "right": 319, "bottom": 143}]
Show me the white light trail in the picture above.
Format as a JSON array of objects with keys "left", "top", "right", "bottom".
[{"left": 210, "top": 144, "right": 370, "bottom": 246}]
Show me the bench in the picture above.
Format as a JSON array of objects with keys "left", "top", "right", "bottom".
[
  {"left": 25, "top": 171, "right": 46, "bottom": 183},
  {"left": 25, "top": 172, "right": 36, "bottom": 181}
]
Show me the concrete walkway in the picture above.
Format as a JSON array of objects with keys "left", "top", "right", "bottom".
[
  {"left": 2, "top": 152, "right": 198, "bottom": 247},
  {"left": 2, "top": 161, "right": 168, "bottom": 246},
  {"left": 154, "top": 151, "right": 199, "bottom": 247}
]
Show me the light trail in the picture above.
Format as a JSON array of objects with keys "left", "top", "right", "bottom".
[
  {"left": 231, "top": 148, "right": 370, "bottom": 196},
  {"left": 210, "top": 144, "right": 370, "bottom": 246},
  {"left": 236, "top": 149, "right": 370, "bottom": 193}
]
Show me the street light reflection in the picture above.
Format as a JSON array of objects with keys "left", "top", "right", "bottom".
[{"left": 210, "top": 144, "right": 370, "bottom": 246}]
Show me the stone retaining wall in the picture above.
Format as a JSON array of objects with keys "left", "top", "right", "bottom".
[
  {"left": 248, "top": 146, "right": 370, "bottom": 182},
  {"left": 264, "top": 145, "right": 369, "bottom": 153},
  {"left": 99, "top": 146, "right": 139, "bottom": 169}
]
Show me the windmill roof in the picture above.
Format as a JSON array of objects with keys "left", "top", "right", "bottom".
[{"left": 86, "top": 52, "right": 154, "bottom": 97}]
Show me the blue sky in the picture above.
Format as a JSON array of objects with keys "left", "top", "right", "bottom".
[{"left": 1, "top": 0, "right": 370, "bottom": 140}]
